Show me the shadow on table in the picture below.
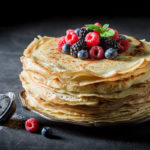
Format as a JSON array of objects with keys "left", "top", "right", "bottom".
[
  {"left": 2, "top": 112, "right": 150, "bottom": 143},
  {"left": 2, "top": 118, "right": 26, "bottom": 130},
  {"left": 2, "top": 118, "right": 63, "bottom": 140},
  {"left": 38, "top": 117, "right": 150, "bottom": 144}
]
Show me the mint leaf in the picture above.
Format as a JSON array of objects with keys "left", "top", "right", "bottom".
[
  {"left": 100, "top": 29, "right": 115, "bottom": 37},
  {"left": 85, "top": 24, "right": 103, "bottom": 31},
  {"left": 102, "top": 24, "right": 109, "bottom": 31}
]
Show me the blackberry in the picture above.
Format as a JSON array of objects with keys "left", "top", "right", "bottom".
[
  {"left": 70, "top": 39, "right": 87, "bottom": 57},
  {"left": 100, "top": 37, "right": 118, "bottom": 50},
  {"left": 79, "top": 28, "right": 92, "bottom": 38}
]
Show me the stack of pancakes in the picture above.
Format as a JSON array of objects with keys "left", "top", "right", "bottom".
[{"left": 19, "top": 35, "right": 150, "bottom": 125}]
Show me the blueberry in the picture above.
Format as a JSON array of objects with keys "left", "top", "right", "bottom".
[
  {"left": 41, "top": 127, "right": 53, "bottom": 137},
  {"left": 119, "top": 35, "right": 127, "bottom": 40},
  {"left": 105, "top": 48, "right": 118, "bottom": 59},
  {"left": 62, "top": 44, "right": 70, "bottom": 54},
  {"left": 74, "top": 28, "right": 81, "bottom": 36},
  {"left": 77, "top": 50, "right": 89, "bottom": 59}
]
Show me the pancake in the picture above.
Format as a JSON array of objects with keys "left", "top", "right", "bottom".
[
  {"left": 19, "top": 35, "right": 150, "bottom": 124},
  {"left": 23, "top": 36, "right": 150, "bottom": 78},
  {"left": 22, "top": 90, "right": 150, "bottom": 124},
  {"left": 20, "top": 69, "right": 150, "bottom": 100}
]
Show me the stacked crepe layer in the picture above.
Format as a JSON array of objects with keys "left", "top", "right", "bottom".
[{"left": 20, "top": 35, "right": 150, "bottom": 124}]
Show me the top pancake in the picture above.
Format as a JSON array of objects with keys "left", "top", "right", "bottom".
[
  {"left": 23, "top": 35, "right": 150, "bottom": 79},
  {"left": 22, "top": 35, "right": 150, "bottom": 90}
]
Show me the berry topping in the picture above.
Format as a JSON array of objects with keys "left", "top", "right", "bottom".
[
  {"left": 105, "top": 48, "right": 118, "bottom": 59},
  {"left": 77, "top": 50, "right": 89, "bottom": 59},
  {"left": 75, "top": 28, "right": 81, "bottom": 36},
  {"left": 108, "top": 28, "right": 119, "bottom": 40},
  {"left": 41, "top": 127, "right": 53, "bottom": 138},
  {"left": 94, "top": 22, "right": 102, "bottom": 34},
  {"left": 89, "top": 46, "right": 104, "bottom": 59},
  {"left": 25, "top": 118, "right": 39, "bottom": 132},
  {"left": 65, "top": 32, "right": 78, "bottom": 45},
  {"left": 57, "top": 22, "right": 129, "bottom": 60},
  {"left": 70, "top": 39, "right": 87, "bottom": 57},
  {"left": 62, "top": 44, "right": 70, "bottom": 54},
  {"left": 100, "top": 37, "right": 118, "bottom": 50},
  {"left": 117, "top": 38, "right": 130, "bottom": 53},
  {"left": 58, "top": 36, "right": 66, "bottom": 49},
  {"left": 85, "top": 32, "right": 100, "bottom": 47},
  {"left": 119, "top": 35, "right": 127, "bottom": 40},
  {"left": 79, "top": 28, "right": 91, "bottom": 38}
]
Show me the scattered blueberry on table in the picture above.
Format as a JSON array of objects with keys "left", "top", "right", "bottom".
[{"left": 41, "top": 127, "right": 53, "bottom": 138}]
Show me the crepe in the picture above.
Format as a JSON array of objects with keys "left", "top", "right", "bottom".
[
  {"left": 21, "top": 90, "right": 150, "bottom": 123},
  {"left": 19, "top": 35, "right": 150, "bottom": 124}
]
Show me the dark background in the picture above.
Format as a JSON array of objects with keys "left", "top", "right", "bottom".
[
  {"left": 1, "top": 2, "right": 150, "bottom": 150},
  {"left": 1, "top": 1, "right": 150, "bottom": 26}
]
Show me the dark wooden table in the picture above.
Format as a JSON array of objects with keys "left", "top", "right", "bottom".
[{"left": 1, "top": 16, "right": 150, "bottom": 150}]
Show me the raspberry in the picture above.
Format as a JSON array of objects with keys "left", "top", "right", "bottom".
[
  {"left": 65, "top": 32, "right": 78, "bottom": 45},
  {"left": 89, "top": 46, "right": 104, "bottom": 59},
  {"left": 58, "top": 36, "right": 66, "bottom": 49},
  {"left": 81, "top": 27, "right": 86, "bottom": 29},
  {"left": 25, "top": 118, "right": 39, "bottom": 132},
  {"left": 94, "top": 22, "right": 102, "bottom": 34},
  {"left": 117, "top": 39, "right": 130, "bottom": 53},
  {"left": 85, "top": 32, "right": 100, "bottom": 47},
  {"left": 66, "top": 29, "right": 75, "bottom": 35},
  {"left": 108, "top": 28, "right": 119, "bottom": 40},
  {"left": 95, "top": 22, "right": 102, "bottom": 27}
]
